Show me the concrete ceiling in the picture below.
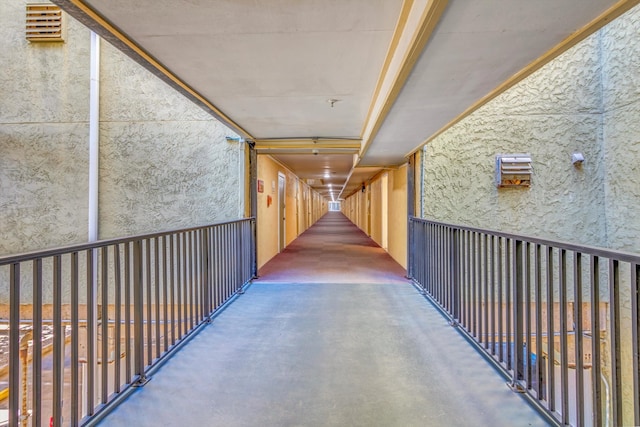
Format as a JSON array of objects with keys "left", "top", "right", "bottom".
[{"left": 54, "top": 0, "right": 635, "bottom": 200}]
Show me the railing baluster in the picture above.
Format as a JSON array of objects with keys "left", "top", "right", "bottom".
[
  {"left": 154, "top": 237, "right": 161, "bottom": 359},
  {"left": 203, "top": 228, "right": 211, "bottom": 318},
  {"left": 169, "top": 235, "right": 176, "bottom": 347},
  {"left": 498, "top": 237, "right": 504, "bottom": 364},
  {"left": 472, "top": 232, "right": 477, "bottom": 338},
  {"left": 609, "top": 259, "right": 622, "bottom": 426},
  {"left": 124, "top": 243, "right": 132, "bottom": 384},
  {"left": 53, "top": 255, "right": 63, "bottom": 425},
  {"left": 32, "top": 259, "right": 42, "bottom": 427},
  {"left": 162, "top": 236, "right": 169, "bottom": 353},
  {"left": 145, "top": 239, "right": 152, "bottom": 365},
  {"left": 101, "top": 246, "right": 109, "bottom": 403},
  {"left": 133, "top": 240, "right": 146, "bottom": 385},
  {"left": 513, "top": 240, "right": 523, "bottom": 387},
  {"left": 506, "top": 239, "right": 512, "bottom": 371},
  {"left": 451, "top": 228, "right": 459, "bottom": 322},
  {"left": 546, "top": 246, "right": 555, "bottom": 413},
  {"left": 87, "top": 249, "right": 96, "bottom": 415},
  {"left": 466, "top": 231, "right": 471, "bottom": 332},
  {"left": 114, "top": 245, "right": 122, "bottom": 394},
  {"left": 175, "top": 234, "right": 182, "bottom": 342},
  {"left": 632, "top": 263, "right": 640, "bottom": 426},
  {"left": 483, "top": 234, "right": 489, "bottom": 350},
  {"left": 573, "top": 252, "right": 584, "bottom": 427},
  {"left": 535, "top": 244, "right": 543, "bottom": 400},
  {"left": 525, "top": 242, "right": 532, "bottom": 389},
  {"left": 590, "top": 255, "right": 602, "bottom": 426},
  {"left": 189, "top": 231, "right": 195, "bottom": 329},
  {"left": 71, "top": 252, "right": 80, "bottom": 425},
  {"left": 490, "top": 236, "right": 496, "bottom": 355},
  {"left": 183, "top": 231, "right": 189, "bottom": 332},
  {"left": 558, "top": 249, "right": 568, "bottom": 425},
  {"left": 225, "top": 225, "right": 230, "bottom": 301},
  {"left": 9, "top": 263, "right": 20, "bottom": 427}
]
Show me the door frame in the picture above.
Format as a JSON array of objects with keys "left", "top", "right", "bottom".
[{"left": 278, "top": 172, "right": 286, "bottom": 252}]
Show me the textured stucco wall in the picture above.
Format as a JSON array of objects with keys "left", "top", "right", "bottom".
[
  {"left": 0, "top": 4, "right": 245, "bottom": 255},
  {"left": 422, "top": 4, "right": 640, "bottom": 254},
  {"left": 601, "top": 5, "right": 640, "bottom": 252},
  {"left": 422, "top": 32, "right": 607, "bottom": 247},
  {"left": 1, "top": 4, "right": 245, "bottom": 307},
  {"left": 599, "top": 8, "right": 640, "bottom": 422},
  {"left": 98, "top": 42, "right": 244, "bottom": 238},
  {"left": 0, "top": 2, "right": 90, "bottom": 255}
]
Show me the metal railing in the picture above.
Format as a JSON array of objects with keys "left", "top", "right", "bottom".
[
  {"left": 408, "top": 217, "right": 640, "bottom": 427},
  {"left": 0, "top": 218, "right": 256, "bottom": 427}
]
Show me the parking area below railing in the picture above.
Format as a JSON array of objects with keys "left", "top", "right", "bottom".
[
  {"left": 0, "top": 218, "right": 256, "bottom": 427},
  {"left": 409, "top": 217, "right": 640, "bottom": 427}
]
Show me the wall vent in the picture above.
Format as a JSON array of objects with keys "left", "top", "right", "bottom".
[
  {"left": 26, "top": 4, "right": 63, "bottom": 42},
  {"left": 495, "top": 154, "right": 532, "bottom": 188}
]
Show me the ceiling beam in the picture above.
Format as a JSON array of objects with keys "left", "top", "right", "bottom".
[
  {"left": 255, "top": 137, "right": 362, "bottom": 155},
  {"left": 357, "top": 0, "right": 449, "bottom": 165},
  {"left": 255, "top": 148, "right": 360, "bottom": 155}
]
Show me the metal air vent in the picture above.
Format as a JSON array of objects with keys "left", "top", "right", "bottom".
[
  {"left": 26, "top": 4, "right": 63, "bottom": 42},
  {"left": 495, "top": 154, "right": 532, "bottom": 188}
]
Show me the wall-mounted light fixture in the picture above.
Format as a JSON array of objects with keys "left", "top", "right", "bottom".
[
  {"left": 495, "top": 154, "right": 532, "bottom": 188},
  {"left": 571, "top": 152, "right": 584, "bottom": 166}
]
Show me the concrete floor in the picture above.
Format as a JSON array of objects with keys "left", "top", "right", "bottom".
[{"left": 98, "top": 213, "right": 549, "bottom": 427}]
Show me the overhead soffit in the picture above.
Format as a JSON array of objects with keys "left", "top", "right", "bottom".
[
  {"left": 82, "top": 0, "right": 403, "bottom": 139},
  {"left": 54, "top": 0, "right": 637, "bottom": 200},
  {"left": 361, "top": 0, "right": 625, "bottom": 166}
]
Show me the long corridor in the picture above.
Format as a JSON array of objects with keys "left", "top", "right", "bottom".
[{"left": 99, "top": 212, "right": 549, "bottom": 426}]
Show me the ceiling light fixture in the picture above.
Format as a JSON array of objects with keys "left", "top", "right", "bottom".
[{"left": 327, "top": 98, "right": 340, "bottom": 108}]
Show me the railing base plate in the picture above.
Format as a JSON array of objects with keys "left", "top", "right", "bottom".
[
  {"left": 507, "top": 381, "right": 526, "bottom": 394},
  {"left": 132, "top": 376, "right": 151, "bottom": 388}
]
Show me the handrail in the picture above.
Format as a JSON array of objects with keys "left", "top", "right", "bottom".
[
  {"left": 1, "top": 218, "right": 257, "bottom": 426},
  {"left": 410, "top": 216, "right": 640, "bottom": 264},
  {"left": 408, "top": 217, "right": 640, "bottom": 427},
  {"left": 0, "top": 217, "right": 256, "bottom": 265}
]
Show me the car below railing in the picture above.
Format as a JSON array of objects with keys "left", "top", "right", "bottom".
[
  {"left": 0, "top": 218, "right": 256, "bottom": 427},
  {"left": 408, "top": 217, "right": 640, "bottom": 427}
]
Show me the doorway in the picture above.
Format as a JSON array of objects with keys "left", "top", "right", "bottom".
[{"left": 278, "top": 172, "right": 286, "bottom": 252}]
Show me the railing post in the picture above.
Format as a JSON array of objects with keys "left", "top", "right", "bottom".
[
  {"left": 203, "top": 228, "right": 212, "bottom": 319},
  {"left": 451, "top": 228, "right": 460, "bottom": 325},
  {"left": 133, "top": 239, "right": 148, "bottom": 386},
  {"left": 609, "top": 259, "right": 622, "bottom": 426},
  {"left": 9, "top": 263, "right": 20, "bottom": 427},
  {"left": 236, "top": 223, "right": 245, "bottom": 294},
  {"left": 510, "top": 240, "right": 525, "bottom": 392},
  {"left": 248, "top": 142, "right": 259, "bottom": 279},
  {"left": 407, "top": 154, "right": 415, "bottom": 280},
  {"left": 407, "top": 218, "right": 414, "bottom": 280}
]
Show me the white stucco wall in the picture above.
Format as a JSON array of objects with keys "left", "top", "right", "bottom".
[
  {"left": 601, "top": 5, "right": 640, "bottom": 252},
  {"left": 423, "top": 5, "right": 640, "bottom": 253},
  {"left": 0, "top": 1, "right": 90, "bottom": 254},
  {"left": 98, "top": 42, "right": 244, "bottom": 238},
  {"left": 0, "top": 3, "right": 244, "bottom": 256},
  {"left": 0, "top": 3, "right": 245, "bottom": 308}
]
